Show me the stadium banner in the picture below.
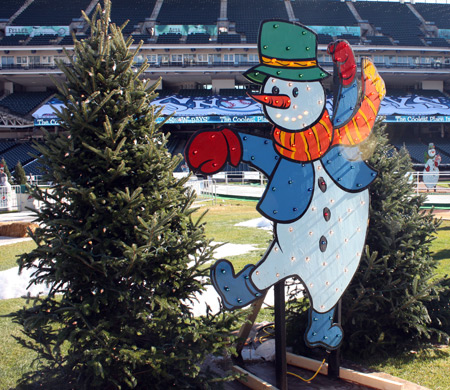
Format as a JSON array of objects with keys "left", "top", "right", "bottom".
[
  {"left": 380, "top": 94, "right": 450, "bottom": 116},
  {"left": 309, "top": 25, "right": 360, "bottom": 37},
  {"left": 385, "top": 115, "right": 450, "bottom": 123},
  {"left": 34, "top": 115, "right": 268, "bottom": 126},
  {"left": 33, "top": 94, "right": 450, "bottom": 126},
  {"left": 438, "top": 29, "right": 450, "bottom": 39},
  {"left": 155, "top": 25, "right": 217, "bottom": 36},
  {"left": 5, "top": 26, "right": 69, "bottom": 37}
]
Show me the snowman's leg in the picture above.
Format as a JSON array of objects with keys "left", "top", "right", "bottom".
[
  {"left": 249, "top": 240, "right": 289, "bottom": 291},
  {"left": 210, "top": 259, "right": 264, "bottom": 310},
  {"left": 305, "top": 307, "right": 343, "bottom": 350}
]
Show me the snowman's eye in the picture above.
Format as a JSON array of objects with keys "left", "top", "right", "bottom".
[
  {"left": 292, "top": 87, "right": 299, "bottom": 97},
  {"left": 272, "top": 86, "right": 280, "bottom": 95}
]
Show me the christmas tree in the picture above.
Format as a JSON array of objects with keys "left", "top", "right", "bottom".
[
  {"left": 12, "top": 1, "right": 238, "bottom": 388},
  {"left": 286, "top": 121, "right": 449, "bottom": 356},
  {"left": 1, "top": 158, "right": 12, "bottom": 184},
  {"left": 13, "top": 161, "right": 27, "bottom": 185},
  {"left": 341, "top": 121, "right": 448, "bottom": 355}
]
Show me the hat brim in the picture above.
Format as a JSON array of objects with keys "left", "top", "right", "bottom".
[{"left": 244, "top": 64, "right": 330, "bottom": 84}]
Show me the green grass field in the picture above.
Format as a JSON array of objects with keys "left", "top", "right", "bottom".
[{"left": 0, "top": 201, "right": 449, "bottom": 389}]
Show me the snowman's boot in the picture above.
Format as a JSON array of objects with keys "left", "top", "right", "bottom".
[
  {"left": 210, "top": 259, "right": 264, "bottom": 310},
  {"left": 305, "top": 307, "right": 343, "bottom": 350}
]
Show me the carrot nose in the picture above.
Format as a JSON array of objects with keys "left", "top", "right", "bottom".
[{"left": 248, "top": 93, "right": 291, "bottom": 109}]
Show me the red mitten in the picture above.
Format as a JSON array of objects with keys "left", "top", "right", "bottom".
[
  {"left": 426, "top": 166, "right": 430, "bottom": 172},
  {"left": 327, "top": 40, "right": 356, "bottom": 86},
  {"left": 185, "top": 128, "right": 242, "bottom": 174}
]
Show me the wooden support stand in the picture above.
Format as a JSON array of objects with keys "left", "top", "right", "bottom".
[{"left": 233, "top": 353, "right": 405, "bottom": 390}]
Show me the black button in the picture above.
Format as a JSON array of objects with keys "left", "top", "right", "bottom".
[{"left": 318, "top": 177, "right": 327, "bottom": 193}]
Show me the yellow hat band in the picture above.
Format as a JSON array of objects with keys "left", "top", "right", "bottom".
[{"left": 261, "top": 56, "right": 317, "bottom": 68}]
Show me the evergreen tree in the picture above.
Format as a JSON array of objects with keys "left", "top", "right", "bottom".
[
  {"left": 12, "top": 1, "right": 238, "bottom": 389},
  {"left": 286, "top": 121, "right": 449, "bottom": 357},
  {"left": 13, "top": 161, "right": 27, "bottom": 185},
  {"left": 342, "top": 121, "right": 448, "bottom": 355},
  {"left": 1, "top": 158, "right": 12, "bottom": 184}
]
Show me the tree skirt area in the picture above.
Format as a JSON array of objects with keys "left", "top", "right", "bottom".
[{"left": 204, "top": 322, "right": 430, "bottom": 390}]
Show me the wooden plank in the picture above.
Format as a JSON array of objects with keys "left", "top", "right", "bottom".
[
  {"left": 339, "top": 368, "right": 404, "bottom": 390},
  {"left": 286, "top": 352, "right": 328, "bottom": 376},
  {"left": 286, "top": 352, "right": 405, "bottom": 390},
  {"left": 233, "top": 365, "right": 278, "bottom": 390},
  {"left": 235, "top": 295, "right": 266, "bottom": 358}
]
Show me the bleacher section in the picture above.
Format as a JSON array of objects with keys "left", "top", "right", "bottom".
[
  {"left": 0, "top": 0, "right": 24, "bottom": 20},
  {"left": 0, "top": 141, "right": 17, "bottom": 153},
  {"left": 186, "top": 34, "right": 211, "bottom": 44},
  {"left": 392, "top": 140, "right": 427, "bottom": 164},
  {"left": 0, "top": 142, "right": 37, "bottom": 169},
  {"left": 155, "top": 33, "right": 182, "bottom": 44},
  {"left": 219, "top": 89, "right": 247, "bottom": 98},
  {"left": 0, "top": 35, "right": 27, "bottom": 46},
  {"left": 353, "top": 2, "right": 425, "bottom": 46},
  {"left": 157, "top": 0, "right": 219, "bottom": 25},
  {"left": 109, "top": 0, "right": 157, "bottom": 35},
  {"left": 227, "top": 0, "right": 289, "bottom": 43},
  {"left": 414, "top": 3, "right": 450, "bottom": 30},
  {"left": 0, "top": 91, "right": 54, "bottom": 116},
  {"left": 291, "top": 0, "right": 358, "bottom": 27},
  {"left": 23, "top": 159, "right": 44, "bottom": 176},
  {"left": 12, "top": 0, "right": 92, "bottom": 26},
  {"left": 424, "top": 37, "right": 449, "bottom": 48},
  {"left": 178, "top": 89, "right": 212, "bottom": 97},
  {"left": 217, "top": 33, "right": 241, "bottom": 44},
  {"left": 365, "top": 36, "right": 393, "bottom": 46},
  {"left": 27, "top": 35, "right": 59, "bottom": 46}
]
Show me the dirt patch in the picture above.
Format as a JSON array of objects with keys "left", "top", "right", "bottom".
[{"left": 0, "top": 222, "right": 38, "bottom": 237}]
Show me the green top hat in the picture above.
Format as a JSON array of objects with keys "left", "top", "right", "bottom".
[{"left": 244, "top": 20, "right": 330, "bottom": 84}]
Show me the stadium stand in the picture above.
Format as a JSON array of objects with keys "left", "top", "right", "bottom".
[
  {"left": 0, "top": 35, "right": 27, "bottom": 46},
  {"left": 0, "top": 141, "right": 17, "bottom": 154},
  {"left": 291, "top": 0, "right": 358, "bottom": 27},
  {"left": 353, "top": 2, "right": 425, "bottom": 46},
  {"left": 186, "top": 34, "right": 211, "bottom": 44},
  {"left": 155, "top": 33, "right": 182, "bottom": 44},
  {"left": 0, "top": 0, "right": 25, "bottom": 21},
  {"left": 365, "top": 35, "right": 394, "bottom": 46},
  {"left": 227, "top": 0, "right": 289, "bottom": 43},
  {"left": 0, "top": 142, "right": 37, "bottom": 168},
  {"left": 0, "top": 91, "right": 54, "bottom": 116},
  {"left": 157, "top": 0, "right": 220, "bottom": 25},
  {"left": 217, "top": 33, "right": 241, "bottom": 44},
  {"left": 12, "top": 0, "right": 92, "bottom": 26},
  {"left": 414, "top": 3, "right": 450, "bottom": 29},
  {"left": 23, "top": 158, "right": 44, "bottom": 175},
  {"left": 108, "top": 0, "right": 157, "bottom": 35}
]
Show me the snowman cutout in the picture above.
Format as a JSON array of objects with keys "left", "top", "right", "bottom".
[
  {"left": 423, "top": 143, "right": 441, "bottom": 191},
  {"left": 185, "top": 20, "right": 385, "bottom": 350}
]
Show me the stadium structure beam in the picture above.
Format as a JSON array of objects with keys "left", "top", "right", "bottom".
[{"left": 0, "top": 112, "right": 33, "bottom": 128}]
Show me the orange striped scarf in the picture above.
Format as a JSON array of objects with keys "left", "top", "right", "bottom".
[{"left": 272, "top": 61, "right": 384, "bottom": 162}]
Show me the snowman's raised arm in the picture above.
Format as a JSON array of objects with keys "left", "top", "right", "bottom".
[
  {"left": 327, "top": 40, "right": 357, "bottom": 87},
  {"left": 332, "top": 58, "right": 386, "bottom": 146}
]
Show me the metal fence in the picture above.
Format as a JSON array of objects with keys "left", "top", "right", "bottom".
[
  {"left": 0, "top": 185, "right": 20, "bottom": 211},
  {"left": 409, "top": 170, "right": 450, "bottom": 194},
  {"left": 185, "top": 179, "right": 217, "bottom": 204}
]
